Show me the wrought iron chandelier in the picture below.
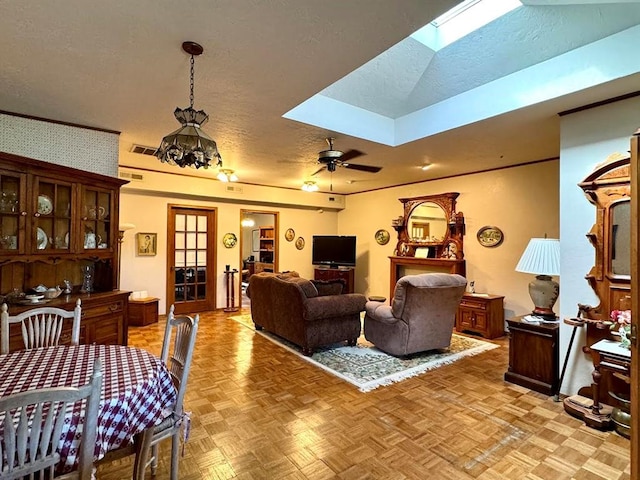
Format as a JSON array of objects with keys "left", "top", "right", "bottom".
[{"left": 156, "top": 41, "right": 222, "bottom": 169}]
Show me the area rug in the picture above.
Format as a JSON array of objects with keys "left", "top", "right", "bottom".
[{"left": 228, "top": 313, "right": 499, "bottom": 392}]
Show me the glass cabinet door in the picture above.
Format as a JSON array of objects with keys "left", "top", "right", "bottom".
[
  {"left": 0, "top": 171, "right": 26, "bottom": 254},
  {"left": 81, "top": 186, "right": 112, "bottom": 251},
  {"left": 32, "top": 178, "right": 73, "bottom": 253}
]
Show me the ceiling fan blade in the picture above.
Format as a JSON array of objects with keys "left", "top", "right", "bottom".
[
  {"left": 311, "top": 166, "right": 326, "bottom": 177},
  {"left": 342, "top": 163, "right": 382, "bottom": 173},
  {"left": 339, "top": 149, "right": 365, "bottom": 162}
]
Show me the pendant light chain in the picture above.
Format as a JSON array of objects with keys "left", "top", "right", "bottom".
[{"left": 189, "top": 54, "right": 195, "bottom": 110}]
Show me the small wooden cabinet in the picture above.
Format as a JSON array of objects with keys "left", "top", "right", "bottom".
[
  {"left": 314, "top": 267, "right": 355, "bottom": 293},
  {"left": 2, "top": 291, "right": 130, "bottom": 350},
  {"left": 128, "top": 297, "right": 159, "bottom": 326},
  {"left": 456, "top": 293, "right": 504, "bottom": 339},
  {"left": 504, "top": 316, "right": 559, "bottom": 396}
]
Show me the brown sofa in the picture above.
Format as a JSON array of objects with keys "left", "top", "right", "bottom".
[
  {"left": 364, "top": 273, "right": 467, "bottom": 356},
  {"left": 247, "top": 272, "right": 367, "bottom": 355}
]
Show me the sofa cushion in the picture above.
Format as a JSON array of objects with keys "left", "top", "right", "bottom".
[
  {"left": 283, "top": 276, "right": 319, "bottom": 298},
  {"left": 311, "top": 279, "right": 345, "bottom": 296}
]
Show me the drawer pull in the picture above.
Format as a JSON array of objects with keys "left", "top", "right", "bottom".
[{"left": 109, "top": 304, "right": 118, "bottom": 312}]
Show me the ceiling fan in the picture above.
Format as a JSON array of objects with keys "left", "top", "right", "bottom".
[{"left": 311, "top": 137, "right": 382, "bottom": 177}]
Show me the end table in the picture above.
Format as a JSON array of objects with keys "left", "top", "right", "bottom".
[{"left": 128, "top": 297, "right": 159, "bottom": 327}]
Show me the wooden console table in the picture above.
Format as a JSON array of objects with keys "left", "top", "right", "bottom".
[
  {"left": 314, "top": 267, "right": 355, "bottom": 293},
  {"left": 582, "top": 339, "right": 630, "bottom": 429}
]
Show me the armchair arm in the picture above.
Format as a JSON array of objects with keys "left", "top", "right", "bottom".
[
  {"left": 304, "top": 293, "right": 366, "bottom": 321},
  {"left": 364, "top": 303, "right": 398, "bottom": 325}
]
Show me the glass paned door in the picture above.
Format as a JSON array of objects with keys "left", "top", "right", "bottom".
[{"left": 168, "top": 206, "right": 216, "bottom": 314}]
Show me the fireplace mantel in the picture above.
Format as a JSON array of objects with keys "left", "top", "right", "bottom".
[{"left": 389, "top": 256, "right": 466, "bottom": 300}]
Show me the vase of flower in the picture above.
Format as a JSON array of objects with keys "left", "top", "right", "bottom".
[{"left": 609, "top": 309, "right": 631, "bottom": 349}]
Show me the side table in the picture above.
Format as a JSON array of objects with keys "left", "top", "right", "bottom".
[
  {"left": 504, "top": 315, "right": 559, "bottom": 395},
  {"left": 128, "top": 297, "right": 159, "bottom": 327},
  {"left": 456, "top": 293, "right": 505, "bottom": 339}
]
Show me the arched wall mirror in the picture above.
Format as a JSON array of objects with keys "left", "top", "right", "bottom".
[
  {"left": 393, "top": 192, "right": 465, "bottom": 260},
  {"left": 239, "top": 210, "right": 279, "bottom": 284},
  {"left": 389, "top": 192, "right": 465, "bottom": 299}
]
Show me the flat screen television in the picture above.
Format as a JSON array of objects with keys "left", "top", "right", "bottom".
[{"left": 312, "top": 235, "right": 356, "bottom": 268}]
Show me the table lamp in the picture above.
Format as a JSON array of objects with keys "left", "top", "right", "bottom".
[{"left": 515, "top": 237, "right": 560, "bottom": 319}]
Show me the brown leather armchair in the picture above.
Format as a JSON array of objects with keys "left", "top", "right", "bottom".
[{"left": 364, "top": 273, "right": 467, "bottom": 356}]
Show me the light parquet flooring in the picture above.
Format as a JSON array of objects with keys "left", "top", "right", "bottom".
[{"left": 96, "top": 309, "right": 630, "bottom": 479}]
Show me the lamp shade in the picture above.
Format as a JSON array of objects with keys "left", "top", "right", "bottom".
[{"left": 515, "top": 238, "right": 560, "bottom": 276}]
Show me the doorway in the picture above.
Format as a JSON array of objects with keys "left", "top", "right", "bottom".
[
  {"left": 239, "top": 210, "right": 278, "bottom": 302},
  {"left": 166, "top": 205, "right": 217, "bottom": 314}
]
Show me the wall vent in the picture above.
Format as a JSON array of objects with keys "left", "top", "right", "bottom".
[
  {"left": 225, "top": 185, "right": 243, "bottom": 194},
  {"left": 119, "top": 172, "right": 144, "bottom": 181},
  {"left": 130, "top": 144, "right": 157, "bottom": 156}
]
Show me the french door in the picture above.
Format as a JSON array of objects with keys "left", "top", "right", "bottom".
[{"left": 166, "top": 205, "right": 216, "bottom": 314}]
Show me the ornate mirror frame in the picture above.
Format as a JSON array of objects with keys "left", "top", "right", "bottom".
[
  {"left": 578, "top": 153, "right": 631, "bottom": 324},
  {"left": 393, "top": 192, "right": 465, "bottom": 260}
]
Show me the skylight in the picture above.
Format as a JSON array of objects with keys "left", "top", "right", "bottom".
[{"left": 411, "top": 0, "right": 522, "bottom": 51}]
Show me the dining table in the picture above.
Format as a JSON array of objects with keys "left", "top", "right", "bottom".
[{"left": 0, "top": 343, "right": 177, "bottom": 474}]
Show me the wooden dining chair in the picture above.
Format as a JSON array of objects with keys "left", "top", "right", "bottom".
[
  {"left": 0, "top": 358, "right": 103, "bottom": 479},
  {"left": 99, "top": 305, "right": 199, "bottom": 479},
  {"left": 0, "top": 299, "right": 82, "bottom": 354},
  {"left": 143, "top": 305, "right": 199, "bottom": 479}
]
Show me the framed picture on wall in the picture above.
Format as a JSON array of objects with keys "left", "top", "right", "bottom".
[{"left": 136, "top": 232, "right": 157, "bottom": 256}]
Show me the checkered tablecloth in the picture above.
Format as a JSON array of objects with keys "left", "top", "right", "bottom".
[{"left": 0, "top": 344, "right": 177, "bottom": 473}]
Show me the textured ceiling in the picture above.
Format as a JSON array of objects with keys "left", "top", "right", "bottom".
[{"left": 1, "top": 0, "right": 639, "bottom": 194}]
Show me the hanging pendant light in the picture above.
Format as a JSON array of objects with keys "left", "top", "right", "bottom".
[{"left": 156, "top": 41, "right": 222, "bottom": 169}]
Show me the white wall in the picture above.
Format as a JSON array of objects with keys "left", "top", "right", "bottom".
[
  {"left": 558, "top": 96, "right": 640, "bottom": 395},
  {"left": 340, "top": 161, "right": 559, "bottom": 316}
]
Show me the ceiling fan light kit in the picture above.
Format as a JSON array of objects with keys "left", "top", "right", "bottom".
[
  {"left": 156, "top": 41, "right": 223, "bottom": 170},
  {"left": 302, "top": 181, "right": 319, "bottom": 192},
  {"left": 217, "top": 168, "right": 238, "bottom": 182}
]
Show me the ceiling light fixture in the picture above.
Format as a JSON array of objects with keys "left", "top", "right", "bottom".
[
  {"left": 156, "top": 41, "right": 222, "bottom": 170},
  {"left": 302, "top": 181, "right": 319, "bottom": 192},
  {"left": 217, "top": 168, "right": 238, "bottom": 182},
  {"left": 421, "top": 163, "right": 432, "bottom": 171}
]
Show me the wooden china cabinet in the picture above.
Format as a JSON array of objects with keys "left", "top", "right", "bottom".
[{"left": 0, "top": 151, "right": 130, "bottom": 348}]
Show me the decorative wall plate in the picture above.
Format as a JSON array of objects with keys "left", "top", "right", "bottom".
[
  {"left": 285, "top": 228, "right": 295, "bottom": 242},
  {"left": 37, "top": 195, "right": 53, "bottom": 215},
  {"left": 223, "top": 232, "right": 237, "bottom": 248},
  {"left": 477, "top": 226, "right": 504, "bottom": 247},
  {"left": 36, "top": 227, "right": 48, "bottom": 249},
  {"left": 295, "top": 237, "right": 305, "bottom": 250},
  {"left": 375, "top": 229, "right": 390, "bottom": 245}
]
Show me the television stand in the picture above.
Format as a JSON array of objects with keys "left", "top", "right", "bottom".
[{"left": 314, "top": 267, "right": 355, "bottom": 293}]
